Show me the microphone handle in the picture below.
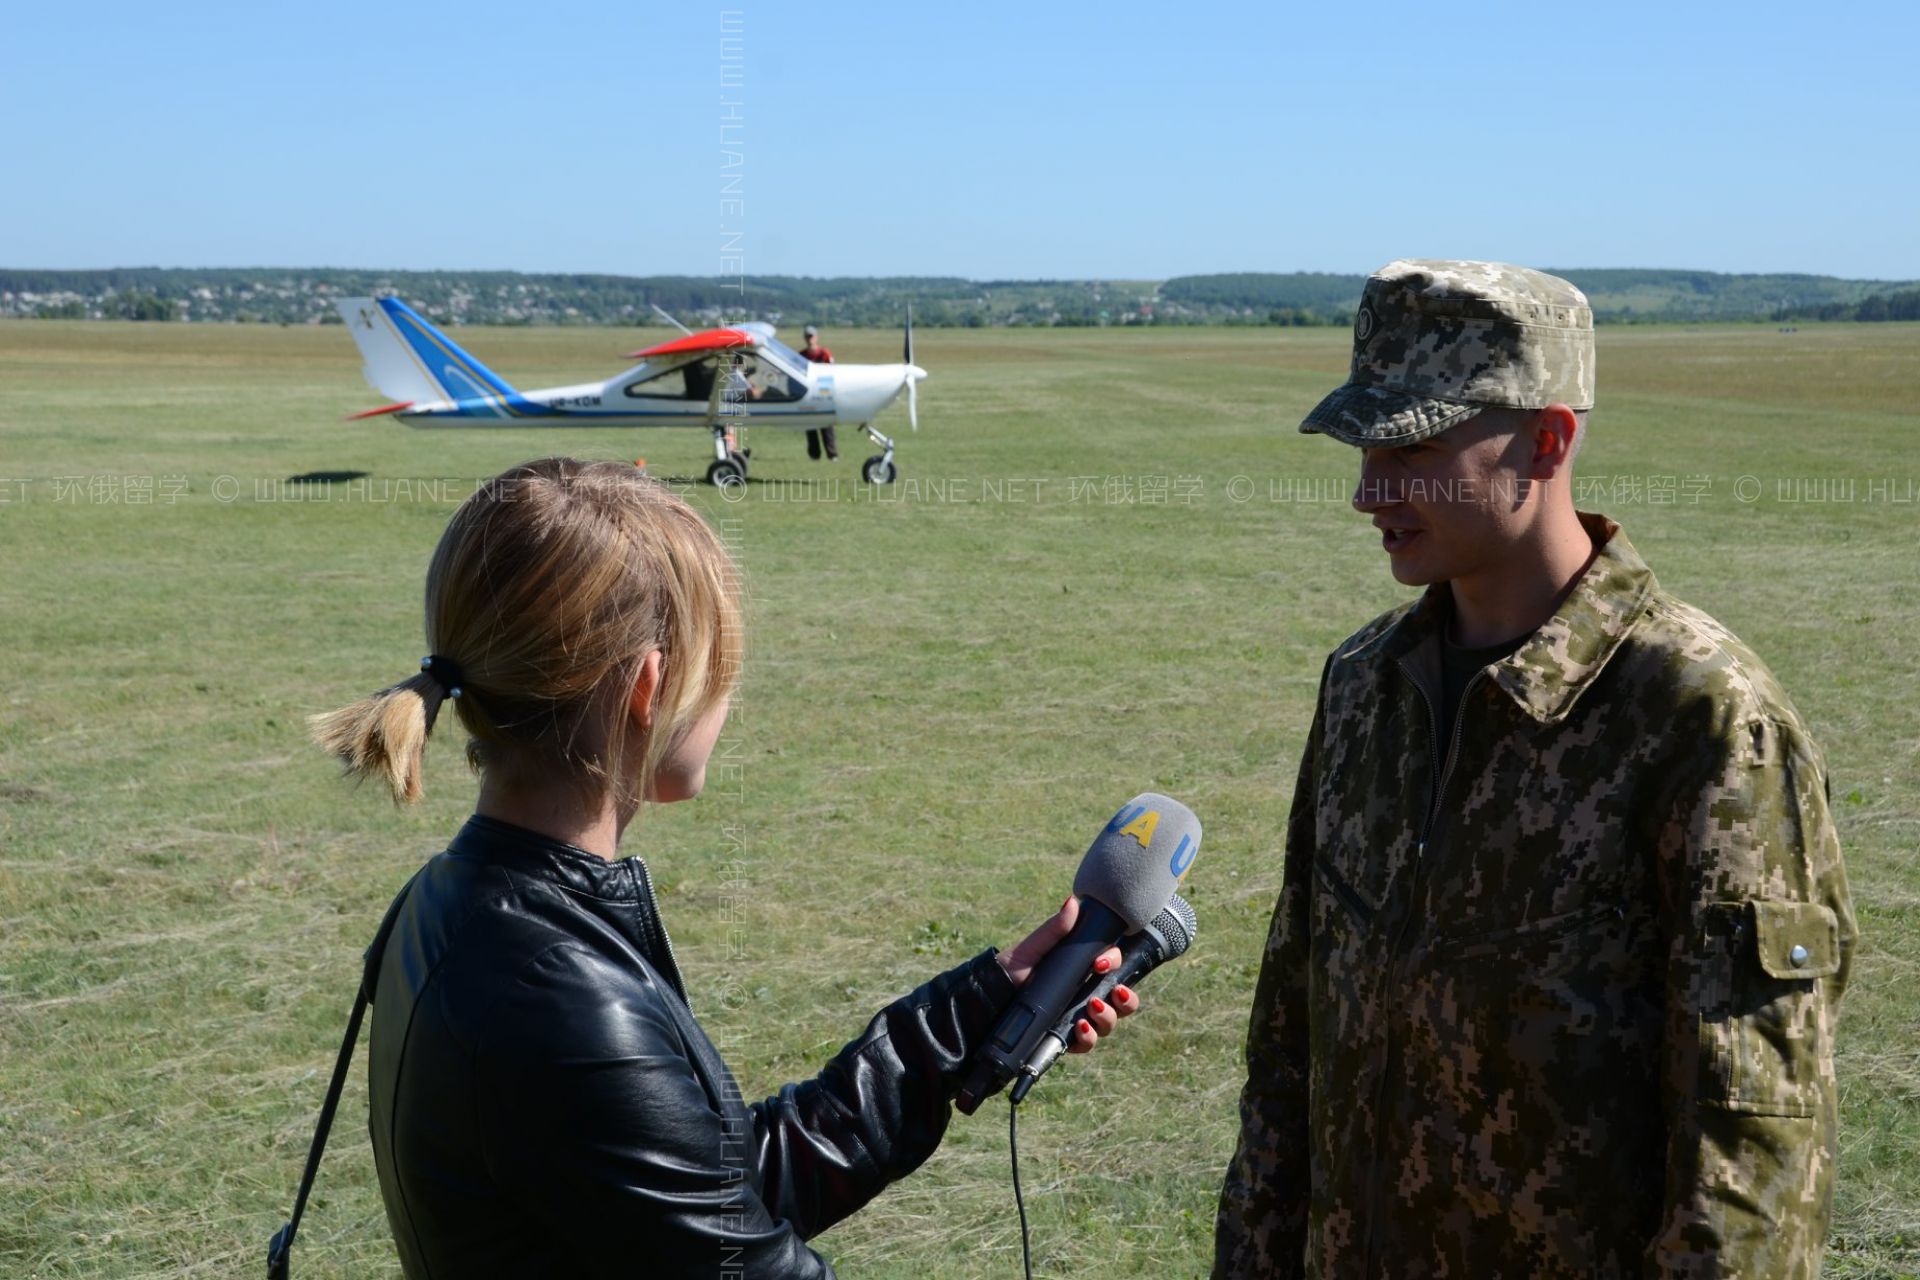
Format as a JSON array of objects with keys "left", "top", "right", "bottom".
[
  {"left": 1008, "top": 929, "right": 1168, "bottom": 1104},
  {"left": 1049, "top": 928, "right": 1165, "bottom": 1048},
  {"left": 956, "top": 897, "right": 1127, "bottom": 1115}
]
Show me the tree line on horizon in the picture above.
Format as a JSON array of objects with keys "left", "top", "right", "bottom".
[{"left": 2, "top": 266, "right": 1913, "bottom": 327}]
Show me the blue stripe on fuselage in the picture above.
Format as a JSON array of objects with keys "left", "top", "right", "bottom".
[{"left": 449, "top": 396, "right": 555, "bottom": 417}]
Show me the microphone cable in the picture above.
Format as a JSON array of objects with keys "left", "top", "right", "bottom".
[{"left": 1009, "top": 1096, "right": 1033, "bottom": 1280}]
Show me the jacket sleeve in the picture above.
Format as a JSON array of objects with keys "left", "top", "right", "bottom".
[
  {"left": 479, "top": 943, "right": 1015, "bottom": 1278},
  {"left": 749, "top": 947, "right": 1017, "bottom": 1239},
  {"left": 1213, "top": 683, "right": 1325, "bottom": 1279},
  {"left": 1648, "top": 712, "right": 1856, "bottom": 1279}
]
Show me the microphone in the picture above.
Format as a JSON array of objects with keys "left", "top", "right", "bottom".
[
  {"left": 956, "top": 793, "right": 1200, "bottom": 1115},
  {"left": 1007, "top": 894, "right": 1196, "bottom": 1104}
]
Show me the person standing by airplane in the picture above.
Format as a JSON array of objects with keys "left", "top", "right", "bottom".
[
  {"left": 799, "top": 323, "right": 838, "bottom": 462},
  {"left": 1213, "top": 260, "right": 1855, "bottom": 1277}
]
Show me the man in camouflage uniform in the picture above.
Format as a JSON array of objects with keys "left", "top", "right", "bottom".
[{"left": 1213, "top": 260, "right": 1855, "bottom": 1278}]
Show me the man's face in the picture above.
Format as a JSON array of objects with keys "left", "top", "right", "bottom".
[{"left": 1350, "top": 409, "right": 1547, "bottom": 587}]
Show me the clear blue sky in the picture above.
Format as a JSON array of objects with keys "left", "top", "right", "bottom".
[{"left": 7, "top": 0, "right": 1916, "bottom": 280}]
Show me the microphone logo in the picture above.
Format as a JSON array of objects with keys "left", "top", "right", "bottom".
[
  {"left": 1108, "top": 803, "right": 1160, "bottom": 849},
  {"left": 1169, "top": 833, "right": 1196, "bottom": 878}
]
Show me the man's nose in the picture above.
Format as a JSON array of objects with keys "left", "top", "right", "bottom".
[{"left": 1352, "top": 451, "right": 1399, "bottom": 513}]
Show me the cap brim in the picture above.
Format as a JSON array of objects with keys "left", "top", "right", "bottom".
[{"left": 1299, "top": 383, "right": 1481, "bottom": 447}]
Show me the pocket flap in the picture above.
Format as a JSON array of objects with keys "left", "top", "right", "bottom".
[{"left": 1748, "top": 899, "right": 1840, "bottom": 980}]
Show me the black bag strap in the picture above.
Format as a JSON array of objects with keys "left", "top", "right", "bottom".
[
  {"left": 266, "top": 985, "right": 367, "bottom": 1279},
  {"left": 267, "top": 872, "right": 420, "bottom": 1279}
]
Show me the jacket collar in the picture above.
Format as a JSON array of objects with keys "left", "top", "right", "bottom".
[
  {"left": 449, "top": 812, "right": 638, "bottom": 895},
  {"left": 446, "top": 813, "right": 688, "bottom": 1000},
  {"left": 1343, "top": 511, "right": 1656, "bottom": 724}
]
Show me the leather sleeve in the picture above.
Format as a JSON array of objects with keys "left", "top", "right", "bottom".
[
  {"left": 750, "top": 947, "right": 1017, "bottom": 1239},
  {"left": 478, "top": 943, "right": 1014, "bottom": 1276}
]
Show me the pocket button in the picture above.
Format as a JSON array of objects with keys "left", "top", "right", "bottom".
[{"left": 1789, "top": 944, "right": 1809, "bottom": 968}]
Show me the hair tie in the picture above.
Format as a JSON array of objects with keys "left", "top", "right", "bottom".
[{"left": 420, "top": 654, "right": 465, "bottom": 700}]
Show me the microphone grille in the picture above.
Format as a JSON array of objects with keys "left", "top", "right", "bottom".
[{"left": 1151, "top": 893, "right": 1198, "bottom": 958}]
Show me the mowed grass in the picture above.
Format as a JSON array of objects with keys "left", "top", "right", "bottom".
[{"left": 1, "top": 318, "right": 1916, "bottom": 1278}]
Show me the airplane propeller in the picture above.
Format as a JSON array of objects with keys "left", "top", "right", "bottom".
[{"left": 902, "top": 302, "right": 921, "bottom": 432}]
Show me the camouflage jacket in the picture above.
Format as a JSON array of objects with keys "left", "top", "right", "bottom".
[{"left": 1214, "top": 514, "right": 1855, "bottom": 1279}]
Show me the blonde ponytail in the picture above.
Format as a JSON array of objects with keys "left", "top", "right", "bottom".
[
  {"left": 309, "top": 670, "right": 455, "bottom": 805},
  {"left": 309, "top": 458, "right": 742, "bottom": 813}
]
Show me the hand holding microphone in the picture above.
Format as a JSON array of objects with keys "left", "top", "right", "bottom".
[
  {"left": 1009, "top": 893, "right": 1196, "bottom": 1103},
  {"left": 959, "top": 792, "right": 1201, "bottom": 1114},
  {"left": 995, "top": 898, "right": 1141, "bottom": 1049}
]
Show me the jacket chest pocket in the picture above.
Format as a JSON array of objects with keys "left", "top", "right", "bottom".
[
  {"left": 1427, "top": 898, "right": 1626, "bottom": 969},
  {"left": 1306, "top": 823, "right": 1418, "bottom": 998},
  {"left": 1310, "top": 799, "right": 1417, "bottom": 929},
  {"left": 1313, "top": 857, "right": 1376, "bottom": 930},
  {"left": 1417, "top": 890, "right": 1664, "bottom": 1056},
  {"left": 1307, "top": 853, "right": 1389, "bottom": 1013}
]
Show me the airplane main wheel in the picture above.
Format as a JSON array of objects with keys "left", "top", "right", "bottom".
[
  {"left": 728, "top": 449, "right": 750, "bottom": 477},
  {"left": 862, "top": 456, "right": 897, "bottom": 485},
  {"left": 708, "top": 458, "right": 747, "bottom": 491}
]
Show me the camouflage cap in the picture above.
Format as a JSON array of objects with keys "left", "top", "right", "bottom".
[{"left": 1301, "top": 259, "right": 1595, "bottom": 447}]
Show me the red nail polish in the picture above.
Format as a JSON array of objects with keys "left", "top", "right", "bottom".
[
  {"left": 1094, "top": 956, "right": 1111, "bottom": 973},
  {"left": 1077, "top": 1019, "right": 1092, "bottom": 1038},
  {"left": 1114, "top": 985, "right": 1133, "bottom": 1003},
  {"left": 1088, "top": 998, "right": 1107, "bottom": 1015}
]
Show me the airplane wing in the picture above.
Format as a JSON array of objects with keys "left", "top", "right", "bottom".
[{"left": 627, "top": 328, "right": 758, "bottom": 361}]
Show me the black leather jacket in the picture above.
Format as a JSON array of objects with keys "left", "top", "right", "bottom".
[{"left": 366, "top": 814, "right": 1018, "bottom": 1278}]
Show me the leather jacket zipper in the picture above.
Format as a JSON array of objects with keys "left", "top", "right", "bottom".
[{"left": 632, "top": 855, "right": 690, "bottom": 1007}]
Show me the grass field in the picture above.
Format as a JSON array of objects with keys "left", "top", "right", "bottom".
[{"left": 2, "top": 318, "right": 1916, "bottom": 1278}]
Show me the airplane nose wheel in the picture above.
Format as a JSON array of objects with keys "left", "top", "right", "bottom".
[{"left": 860, "top": 424, "right": 897, "bottom": 485}]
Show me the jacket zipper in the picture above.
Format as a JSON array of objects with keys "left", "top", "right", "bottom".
[
  {"left": 632, "top": 855, "right": 690, "bottom": 1007},
  {"left": 1360, "top": 661, "right": 1485, "bottom": 1274}
]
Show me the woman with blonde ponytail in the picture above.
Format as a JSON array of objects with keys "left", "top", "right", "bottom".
[{"left": 296, "top": 457, "right": 1137, "bottom": 1279}]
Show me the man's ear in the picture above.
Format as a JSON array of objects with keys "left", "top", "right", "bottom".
[
  {"left": 1530, "top": 404, "right": 1580, "bottom": 480},
  {"left": 628, "top": 650, "right": 664, "bottom": 733}
]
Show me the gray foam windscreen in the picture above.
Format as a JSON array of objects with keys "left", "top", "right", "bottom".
[{"left": 1072, "top": 793, "right": 1201, "bottom": 931}]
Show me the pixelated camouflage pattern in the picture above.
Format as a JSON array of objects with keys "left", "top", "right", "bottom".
[
  {"left": 1302, "top": 259, "right": 1597, "bottom": 448},
  {"left": 1215, "top": 513, "right": 1855, "bottom": 1279}
]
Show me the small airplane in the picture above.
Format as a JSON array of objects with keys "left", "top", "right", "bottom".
[{"left": 335, "top": 296, "right": 927, "bottom": 487}]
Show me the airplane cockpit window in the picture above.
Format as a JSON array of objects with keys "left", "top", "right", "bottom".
[
  {"left": 624, "top": 365, "right": 696, "bottom": 399},
  {"left": 760, "top": 335, "right": 808, "bottom": 368},
  {"left": 729, "top": 354, "right": 802, "bottom": 403},
  {"left": 623, "top": 353, "right": 802, "bottom": 402}
]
